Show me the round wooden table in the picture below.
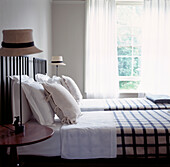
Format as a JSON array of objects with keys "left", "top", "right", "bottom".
[{"left": 0, "top": 121, "right": 54, "bottom": 167}]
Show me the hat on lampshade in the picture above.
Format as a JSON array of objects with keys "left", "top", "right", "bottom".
[
  {"left": 0, "top": 29, "right": 42, "bottom": 57},
  {"left": 51, "top": 56, "right": 66, "bottom": 65}
]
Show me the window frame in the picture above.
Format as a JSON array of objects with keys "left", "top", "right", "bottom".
[
  {"left": 116, "top": 0, "right": 143, "bottom": 93},
  {"left": 116, "top": 0, "right": 143, "bottom": 6}
]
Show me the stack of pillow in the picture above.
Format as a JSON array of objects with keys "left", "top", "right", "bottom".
[{"left": 14, "top": 74, "right": 83, "bottom": 126}]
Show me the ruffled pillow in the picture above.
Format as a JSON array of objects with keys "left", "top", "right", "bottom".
[
  {"left": 61, "top": 75, "right": 82, "bottom": 103},
  {"left": 43, "top": 83, "right": 82, "bottom": 124},
  {"left": 35, "top": 73, "right": 51, "bottom": 83}
]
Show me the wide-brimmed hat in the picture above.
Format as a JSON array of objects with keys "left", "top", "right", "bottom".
[
  {"left": 0, "top": 29, "right": 42, "bottom": 57},
  {"left": 51, "top": 56, "right": 66, "bottom": 65}
]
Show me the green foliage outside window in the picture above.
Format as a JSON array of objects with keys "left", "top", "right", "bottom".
[
  {"left": 133, "top": 57, "right": 141, "bottom": 76},
  {"left": 118, "top": 57, "right": 132, "bottom": 76},
  {"left": 117, "top": 4, "right": 143, "bottom": 91},
  {"left": 133, "top": 47, "right": 141, "bottom": 56},
  {"left": 119, "top": 81, "right": 140, "bottom": 90},
  {"left": 117, "top": 47, "right": 132, "bottom": 56}
]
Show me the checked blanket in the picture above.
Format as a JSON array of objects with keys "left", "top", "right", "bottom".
[
  {"left": 80, "top": 98, "right": 170, "bottom": 111},
  {"left": 114, "top": 110, "right": 170, "bottom": 158}
]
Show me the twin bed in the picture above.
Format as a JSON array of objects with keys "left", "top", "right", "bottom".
[
  {"left": 8, "top": 58, "right": 170, "bottom": 160},
  {"left": 80, "top": 98, "right": 170, "bottom": 111}
]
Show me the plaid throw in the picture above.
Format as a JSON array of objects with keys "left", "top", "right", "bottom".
[
  {"left": 106, "top": 98, "right": 170, "bottom": 110},
  {"left": 80, "top": 98, "right": 170, "bottom": 111},
  {"left": 114, "top": 110, "right": 170, "bottom": 158}
]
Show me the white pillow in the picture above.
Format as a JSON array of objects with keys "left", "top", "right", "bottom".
[
  {"left": 11, "top": 75, "right": 34, "bottom": 124},
  {"left": 44, "top": 89, "right": 65, "bottom": 121},
  {"left": 42, "top": 83, "right": 82, "bottom": 124},
  {"left": 22, "top": 81, "right": 54, "bottom": 125},
  {"left": 9, "top": 75, "right": 34, "bottom": 83},
  {"left": 51, "top": 75, "right": 62, "bottom": 84},
  {"left": 61, "top": 75, "right": 82, "bottom": 103},
  {"left": 35, "top": 73, "right": 51, "bottom": 83},
  {"left": 46, "top": 75, "right": 62, "bottom": 85}
]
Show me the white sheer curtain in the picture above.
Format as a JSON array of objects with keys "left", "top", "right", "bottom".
[
  {"left": 141, "top": 0, "right": 170, "bottom": 95},
  {"left": 85, "top": 0, "right": 118, "bottom": 98}
]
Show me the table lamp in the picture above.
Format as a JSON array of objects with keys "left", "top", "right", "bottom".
[
  {"left": 0, "top": 29, "right": 42, "bottom": 134},
  {"left": 51, "top": 56, "right": 66, "bottom": 76}
]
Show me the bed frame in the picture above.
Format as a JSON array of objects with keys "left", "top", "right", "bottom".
[
  {"left": 0, "top": 56, "right": 29, "bottom": 124},
  {"left": 20, "top": 155, "right": 170, "bottom": 167},
  {"left": 26, "top": 58, "right": 170, "bottom": 165},
  {"left": 0, "top": 57, "right": 46, "bottom": 124},
  {"left": 33, "top": 57, "right": 47, "bottom": 80}
]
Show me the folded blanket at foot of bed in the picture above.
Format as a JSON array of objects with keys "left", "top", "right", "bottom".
[
  {"left": 146, "top": 94, "right": 170, "bottom": 103},
  {"left": 60, "top": 112, "right": 117, "bottom": 159}
]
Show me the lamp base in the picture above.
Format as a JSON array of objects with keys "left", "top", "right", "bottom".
[
  {"left": 13, "top": 116, "right": 24, "bottom": 134},
  {"left": 15, "top": 124, "right": 25, "bottom": 134}
]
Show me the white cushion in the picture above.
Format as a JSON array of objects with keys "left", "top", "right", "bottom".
[
  {"left": 61, "top": 75, "right": 82, "bottom": 103},
  {"left": 47, "top": 75, "right": 62, "bottom": 85},
  {"left": 44, "top": 89, "right": 65, "bottom": 121},
  {"left": 35, "top": 73, "right": 51, "bottom": 83},
  {"left": 42, "top": 83, "right": 82, "bottom": 124},
  {"left": 51, "top": 75, "right": 62, "bottom": 84},
  {"left": 10, "top": 75, "right": 34, "bottom": 83},
  {"left": 11, "top": 75, "right": 34, "bottom": 124},
  {"left": 22, "top": 81, "right": 54, "bottom": 125}
]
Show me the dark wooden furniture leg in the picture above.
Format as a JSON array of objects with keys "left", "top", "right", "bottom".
[
  {"left": 0, "top": 146, "right": 8, "bottom": 167},
  {"left": 10, "top": 146, "right": 19, "bottom": 167},
  {"left": 0, "top": 123, "right": 53, "bottom": 167}
]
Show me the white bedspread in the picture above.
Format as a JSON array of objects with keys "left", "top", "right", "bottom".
[
  {"left": 60, "top": 111, "right": 117, "bottom": 159},
  {"left": 17, "top": 118, "right": 62, "bottom": 157},
  {"left": 79, "top": 99, "right": 108, "bottom": 111}
]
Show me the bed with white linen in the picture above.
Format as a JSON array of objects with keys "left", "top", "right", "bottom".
[
  {"left": 16, "top": 110, "right": 170, "bottom": 159},
  {"left": 9, "top": 58, "right": 170, "bottom": 159},
  {"left": 11, "top": 77, "right": 170, "bottom": 159},
  {"left": 79, "top": 98, "right": 170, "bottom": 111},
  {"left": 33, "top": 58, "right": 170, "bottom": 112}
]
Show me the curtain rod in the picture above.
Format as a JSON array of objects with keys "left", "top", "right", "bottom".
[
  {"left": 53, "top": 0, "right": 143, "bottom": 5},
  {"left": 52, "top": 0, "right": 85, "bottom": 4}
]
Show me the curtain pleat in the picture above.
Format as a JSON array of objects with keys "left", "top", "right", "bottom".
[
  {"left": 141, "top": 0, "right": 170, "bottom": 95},
  {"left": 85, "top": 0, "right": 119, "bottom": 98}
]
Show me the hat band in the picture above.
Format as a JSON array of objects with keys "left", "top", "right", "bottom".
[
  {"left": 51, "top": 61, "right": 63, "bottom": 63},
  {"left": 1, "top": 42, "right": 34, "bottom": 48}
]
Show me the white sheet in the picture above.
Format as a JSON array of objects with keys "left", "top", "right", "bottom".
[
  {"left": 17, "top": 118, "right": 62, "bottom": 157},
  {"left": 79, "top": 99, "right": 108, "bottom": 111},
  {"left": 60, "top": 111, "right": 117, "bottom": 159}
]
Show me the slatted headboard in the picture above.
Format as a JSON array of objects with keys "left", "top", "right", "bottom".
[
  {"left": 33, "top": 57, "right": 47, "bottom": 80},
  {"left": 0, "top": 56, "right": 29, "bottom": 124}
]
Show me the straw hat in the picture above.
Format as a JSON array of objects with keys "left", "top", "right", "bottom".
[
  {"left": 51, "top": 56, "right": 66, "bottom": 65},
  {"left": 0, "top": 29, "right": 42, "bottom": 57}
]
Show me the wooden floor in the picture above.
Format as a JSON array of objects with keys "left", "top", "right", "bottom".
[
  {"left": 1, "top": 155, "right": 170, "bottom": 167},
  {"left": 19, "top": 156, "right": 170, "bottom": 167}
]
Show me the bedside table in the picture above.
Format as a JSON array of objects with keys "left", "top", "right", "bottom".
[{"left": 0, "top": 121, "right": 54, "bottom": 167}]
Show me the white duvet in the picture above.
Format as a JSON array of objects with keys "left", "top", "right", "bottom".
[{"left": 60, "top": 111, "right": 117, "bottom": 159}]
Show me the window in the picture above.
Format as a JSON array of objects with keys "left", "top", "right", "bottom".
[{"left": 116, "top": 1, "right": 143, "bottom": 92}]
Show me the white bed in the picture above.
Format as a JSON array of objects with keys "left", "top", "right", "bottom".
[
  {"left": 33, "top": 58, "right": 170, "bottom": 112},
  {"left": 17, "top": 111, "right": 117, "bottom": 159},
  {"left": 11, "top": 74, "right": 170, "bottom": 159},
  {"left": 17, "top": 118, "right": 62, "bottom": 157},
  {"left": 17, "top": 109, "right": 170, "bottom": 159},
  {"left": 79, "top": 98, "right": 170, "bottom": 111}
]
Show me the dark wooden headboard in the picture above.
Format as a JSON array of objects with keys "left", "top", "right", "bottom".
[
  {"left": 0, "top": 56, "right": 29, "bottom": 124},
  {"left": 33, "top": 57, "right": 47, "bottom": 80}
]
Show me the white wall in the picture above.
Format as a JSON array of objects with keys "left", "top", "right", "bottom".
[
  {"left": 0, "top": 0, "right": 52, "bottom": 77},
  {"left": 52, "top": 1, "right": 85, "bottom": 96}
]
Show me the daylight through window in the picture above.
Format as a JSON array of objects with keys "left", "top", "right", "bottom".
[{"left": 117, "top": 3, "right": 143, "bottom": 91}]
